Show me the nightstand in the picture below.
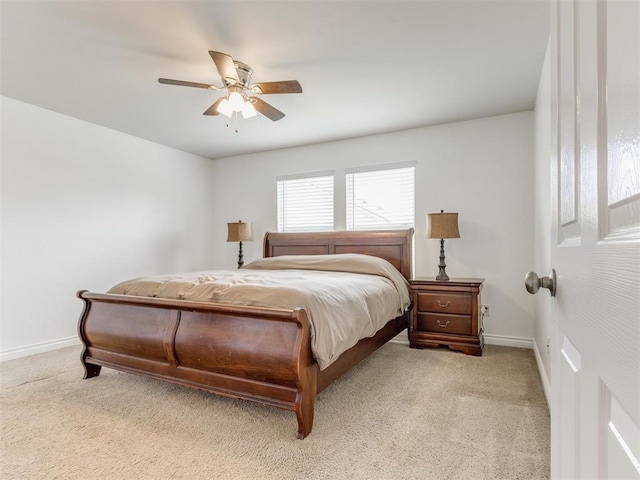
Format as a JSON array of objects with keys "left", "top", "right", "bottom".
[{"left": 409, "top": 278, "right": 485, "bottom": 356}]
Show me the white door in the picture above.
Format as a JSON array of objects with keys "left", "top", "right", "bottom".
[
  {"left": 538, "top": 0, "right": 640, "bottom": 479},
  {"left": 546, "top": 0, "right": 640, "bottom": 478}
]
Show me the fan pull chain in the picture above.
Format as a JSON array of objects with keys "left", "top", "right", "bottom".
[{"left": 225, "top": 112, "right": 240, "bottom": 133}]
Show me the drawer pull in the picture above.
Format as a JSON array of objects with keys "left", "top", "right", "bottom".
[
  {"left": 436, "top": 320, "right": 450, "bottom": 328},
  {"left": 437, "top": 300, "right": 451, "bottom": 308}
]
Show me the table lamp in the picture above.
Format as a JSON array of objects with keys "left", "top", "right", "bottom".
[
  {"left": 226, "top": 220, "right": 253, "bottom": 268},
  {"left": 427, "top": 210, "right": 460, "bottom": 281}
]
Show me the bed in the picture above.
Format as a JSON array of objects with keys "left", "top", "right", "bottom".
[{"left": 77, "top": 229, "right": 413, "bottom": 439}]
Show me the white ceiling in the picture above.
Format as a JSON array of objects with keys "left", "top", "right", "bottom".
[{"left": 1, "top": 1, "right": 549, "bottom": 160}]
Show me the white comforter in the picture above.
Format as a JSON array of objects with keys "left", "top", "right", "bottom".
[{"left": 108, "top": 254, "right": 411, "bottom": 369}]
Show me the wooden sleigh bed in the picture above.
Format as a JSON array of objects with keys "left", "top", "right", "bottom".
[{"left": 77, "top": 229, "right": 413, "bottom": 439}]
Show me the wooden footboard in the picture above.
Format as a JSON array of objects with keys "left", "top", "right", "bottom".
[
  {"left": 77, "top": 290, "right": 408, "bottom": 439},
  {"left": 77, "top": 290, "right": 318, "bottom": 439}
]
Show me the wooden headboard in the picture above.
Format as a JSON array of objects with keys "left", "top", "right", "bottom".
[{"left": 263, "top": 229, "right": 414, "bottom": 280}]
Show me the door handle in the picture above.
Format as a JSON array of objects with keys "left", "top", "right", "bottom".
[{"left": 524, "top": 269, "right": 557, "bottom": 297}]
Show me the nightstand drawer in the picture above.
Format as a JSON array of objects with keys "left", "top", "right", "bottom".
[
  {"left": 417, "top": 313, "right": 472, "bottom": 336},
  {"left": 416, "top": 292, "right": 472, "bottom": 315}
]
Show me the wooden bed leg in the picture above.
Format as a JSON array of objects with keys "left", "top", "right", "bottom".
[
  {"left": 291, "top": 308, "right": 318, "bottom": 440},
  {"left": 294, "top": 358, "right": 318, "bottom": 439},
  {"left": 77, "top": 290, "right": 101, "bottom": 379},
  {"left": 80, "top": 353, "right": 101, "bottom": 379},
  {"left": 295, "top": 389, "right": 316, "bottom": 440}
]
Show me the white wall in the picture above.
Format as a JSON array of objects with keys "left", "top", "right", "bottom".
[
  {"left": 0, "top": 97, "right": 537, "bottom": 356},
  {"left": 0, "top": 96, "right": 215, "bottom": 359},
  {"left": 211, "top": 112, "right": 536, "bottom": 343},
  {"left": 533, "top": 39, "right": 552, "bottom": 400}
]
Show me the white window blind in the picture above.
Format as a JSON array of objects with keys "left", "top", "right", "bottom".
[
  {"left": 346, "top": 164, "right": 415, "bottom": 230},
  {"left": 277, "top": 173, "right": 334, "bottom": 232}
]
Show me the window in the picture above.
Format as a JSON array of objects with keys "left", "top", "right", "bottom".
[
  {"left": 346, "top": 164, "right": 415, "bottom": 230},
  {"left": 277, "top": 172, "right": 334, "bottom": 232}
]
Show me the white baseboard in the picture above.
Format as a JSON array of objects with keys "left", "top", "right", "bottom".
[
  {"left": 0, "top": 336, "right": 81, "bottom": 362},
  {"left": 389, "top": 331, "right": 534, "bottom": 349},
  {"left": 483, "top": 333, "right": 534, "bottom": 349},
  {"left": 532, "top": 338, "right": 551, "bottom": 410},
  {"left": 393, "top": 333, "right": 534, "bottom": 349}
]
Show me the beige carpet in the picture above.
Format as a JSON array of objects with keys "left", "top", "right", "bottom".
[{"left": 1, "top": 343, "right": 549, "bottom": 479}]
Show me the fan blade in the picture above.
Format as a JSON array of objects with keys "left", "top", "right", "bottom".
[
  {"left": 158, "top": 78, "right": 214, "bottom": 89},
  {"left": 251, "top": 97, "right": 285, "bottom": 121},
  {"left": 209, "top": 51, "right": 239, "bottom": 86},
  {"left": 203, "top": 98, "right": 224, "bottom": 116},
  {"left": 252, "top": 80, "right": 302, "bottom": 95}
]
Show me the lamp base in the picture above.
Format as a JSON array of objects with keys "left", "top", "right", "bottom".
[
  {"left": 435, "top": 271, "right": 450, "bottom": 282},
  {"left": 435, "top": 238, "right": 450, "bottom": 281},
  {"left": 237, "top": 241, "right": 244, "bottom": 269}
]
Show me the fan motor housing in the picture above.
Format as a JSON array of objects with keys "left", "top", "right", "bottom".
[{"left": 234, "top": 61, "right": 253, "bottom": 88}]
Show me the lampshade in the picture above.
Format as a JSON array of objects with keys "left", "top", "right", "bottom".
[
  {"left": 427, "top": 212, "right": 460, "bottom": 239},
  {"left": 227, "top": 221, "right": 253, "bottom": 242},
  {"left": 217, "top": 98, "right": 233, "bottom": 117},
  {"left": 228, "top": 92, "right": 244, "bottom": 111},
  {"left": 241, "top": 100, "right": 257, "bottom": 119}
]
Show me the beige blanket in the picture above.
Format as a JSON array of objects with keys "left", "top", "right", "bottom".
[{"left": 108, "top": 254, "right": 411, "bottom": 369}]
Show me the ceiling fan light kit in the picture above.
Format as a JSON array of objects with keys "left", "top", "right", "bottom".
[
  {"left": 158, "top": 51, "right": 302, "bottom": 124},
  {"left": 216, "top": 90, "right": 256, "bottom": 119}
]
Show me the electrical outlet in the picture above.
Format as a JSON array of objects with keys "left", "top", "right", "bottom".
[{"left": 481, "top": 305, "right": 490, "bottom": 316}]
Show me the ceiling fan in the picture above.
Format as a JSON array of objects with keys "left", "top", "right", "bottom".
[{"left": 158, "top": 51, "right": 302, "bottom": 122}]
